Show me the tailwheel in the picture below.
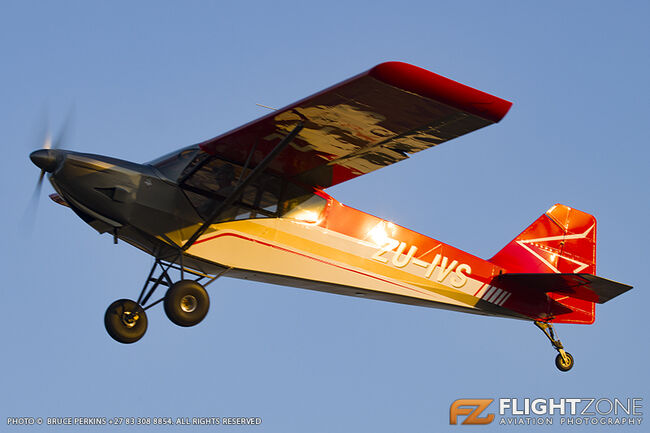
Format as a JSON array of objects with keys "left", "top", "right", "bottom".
[
  {"left": 534, "top": 321, "right": 575, "bottom": 372},
  {"left": 104, "top": 299, "right": 148, "bottom": 344},
  {"left": 164, "top": 280, "right": 210, "bottom": 327},
  {"left": 555, "top": 352, "right": 574, "bottom": 372}
]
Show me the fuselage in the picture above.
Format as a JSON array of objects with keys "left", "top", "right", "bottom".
[
  {"left": 187, "top": 193, "right": 529, "bottom": 320},
  {"left": 33, "top": 147, "right": 548, "bottom": 323}
]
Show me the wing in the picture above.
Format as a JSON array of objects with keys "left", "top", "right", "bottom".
[{"left": 197, "top": 61, "right": 512, "bottom": 189}]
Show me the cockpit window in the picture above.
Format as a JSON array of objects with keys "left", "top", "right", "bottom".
[
  {"left": 176, "top": 154, "right": 328, "bottom": 224},
  {"left": 281, "top": 194, "right": 327, "bottom": 223},
  {"left": 148, "top": 146, "right": 200, "bottom": 181},
  {"left": 181, "top": 156, "right": 283, "bottom": 221}
]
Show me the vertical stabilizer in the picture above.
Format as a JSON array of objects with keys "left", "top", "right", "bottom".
[
  {"left": 489, "top": 204, "right": 596, "bottom": 275},
  {"left": 489, "top": 204, "right": 598, "bottom": 324}
]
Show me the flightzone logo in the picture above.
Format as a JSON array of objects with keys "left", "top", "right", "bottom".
[{"left": 450, "top": 398, "right": 643, "bottom": 426}]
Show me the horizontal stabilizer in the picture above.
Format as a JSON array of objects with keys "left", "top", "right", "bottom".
[{"left": 492, "top": 273, "right": 632, "bottom": 304}]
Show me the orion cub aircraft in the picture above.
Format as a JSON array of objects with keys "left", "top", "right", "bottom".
[{"left": 30, "top": 62, "right": 631, "bottom": 371}]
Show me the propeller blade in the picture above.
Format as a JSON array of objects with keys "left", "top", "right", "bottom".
[
  {"left": 43, "top": 132, "right": 53, "bottom": 150},
  {"left": 51, "top": 106, "right": 74, "bottom": 150},
  {"left": 23, "top": 170, "right": 46, "bottom": 234}
]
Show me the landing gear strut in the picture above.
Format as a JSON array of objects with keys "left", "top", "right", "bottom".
[
  {"left": 535, "top": 321, "right": 574, "bottom": 372},
  {"left": 104, "top": 253, "right": 224, "bottom": 344}
]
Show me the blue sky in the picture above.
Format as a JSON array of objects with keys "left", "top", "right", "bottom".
[{"left": 1, "top": 1, "right": 648, "bottom": 431}]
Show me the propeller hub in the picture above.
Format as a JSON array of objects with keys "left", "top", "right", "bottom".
[{"left": 30, "top": 149, "right": 59, "bottom": 173}]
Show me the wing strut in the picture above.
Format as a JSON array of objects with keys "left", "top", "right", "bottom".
[{"left": 181, "top": 122, "right": 304, "bottom": 250}]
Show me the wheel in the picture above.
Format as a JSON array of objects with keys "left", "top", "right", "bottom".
[
  {"left": 555, "top": 352, "right": 574, "bottom": 372},
  {"left": 104, "top": 299, "right": 148, "bottom": 344},
  {"left": 164, "top": 280, "right": 210, "bottom": 327}
]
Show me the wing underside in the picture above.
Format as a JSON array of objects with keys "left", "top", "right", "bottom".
[{"left": 196, "top": 62, "right": 512, "bottom": 190}]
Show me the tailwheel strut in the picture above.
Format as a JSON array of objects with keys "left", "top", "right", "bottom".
[{"left": 534, "top": 321, "right": 575, "bottom": 372}]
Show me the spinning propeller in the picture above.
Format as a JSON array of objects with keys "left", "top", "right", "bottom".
[{"left": 26, "top": 112, "right": 73, "bottom": 228}]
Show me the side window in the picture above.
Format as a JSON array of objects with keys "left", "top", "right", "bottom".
[
  {"left": 236, "top": 186, "right": 279, "bottom": 220},
  {"left": 181, "top": 156, "right": 282, "bottom": 222},
  {"left": 281, "top": 194, "right": 327, "bottom": 223},
  {"left": 185, "top": 159, "right": 239, "bottom": 197}
]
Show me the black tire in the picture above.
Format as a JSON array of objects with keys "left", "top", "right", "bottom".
[
  {"left": 104, "top": 299, "right": 148, "bottom": 344},
  {"left": 164, "top": 280, "right": 210, "bottom": 327},
  {"left": 555, "top": 352, "right": 574, "bottom": 372}
]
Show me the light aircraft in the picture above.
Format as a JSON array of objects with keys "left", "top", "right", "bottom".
[{"left": 30, "top": 62, "right": 631, "bottom": 371}]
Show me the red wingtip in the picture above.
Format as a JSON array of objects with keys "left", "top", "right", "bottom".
[{"left": 369, "top": 61, "right": 512, "bottom": 123}]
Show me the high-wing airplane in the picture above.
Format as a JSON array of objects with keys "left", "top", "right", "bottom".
[{"left": 30, "top": 62, "right": 631, "bottom": 371}]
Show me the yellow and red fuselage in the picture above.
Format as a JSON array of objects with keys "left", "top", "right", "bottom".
[{"left": 187, "top": 191, "right": 583, "bottom": 324}]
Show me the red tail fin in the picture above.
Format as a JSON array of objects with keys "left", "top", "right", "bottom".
[
  {"left": 489, "top": 204, "right": 598, "bottom": 324},
  {"left": 490, "top": 204, "right": 597, "bottom": 274}
]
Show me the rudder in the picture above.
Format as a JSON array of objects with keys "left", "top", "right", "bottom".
[{"left": 489, "top": 204, "right": 597, "bottom": 275}]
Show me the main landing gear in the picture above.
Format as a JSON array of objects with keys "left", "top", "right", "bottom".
[
  {"left": 104, "top": 255, "right": 221, "bottom": 344},
  {"left": 535, "top": 321, "right": 575, "bottom": 372}
]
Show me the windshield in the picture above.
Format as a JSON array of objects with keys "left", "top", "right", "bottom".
[{"left": 148, "top": 145, "right": 201, "bottom": 181}]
